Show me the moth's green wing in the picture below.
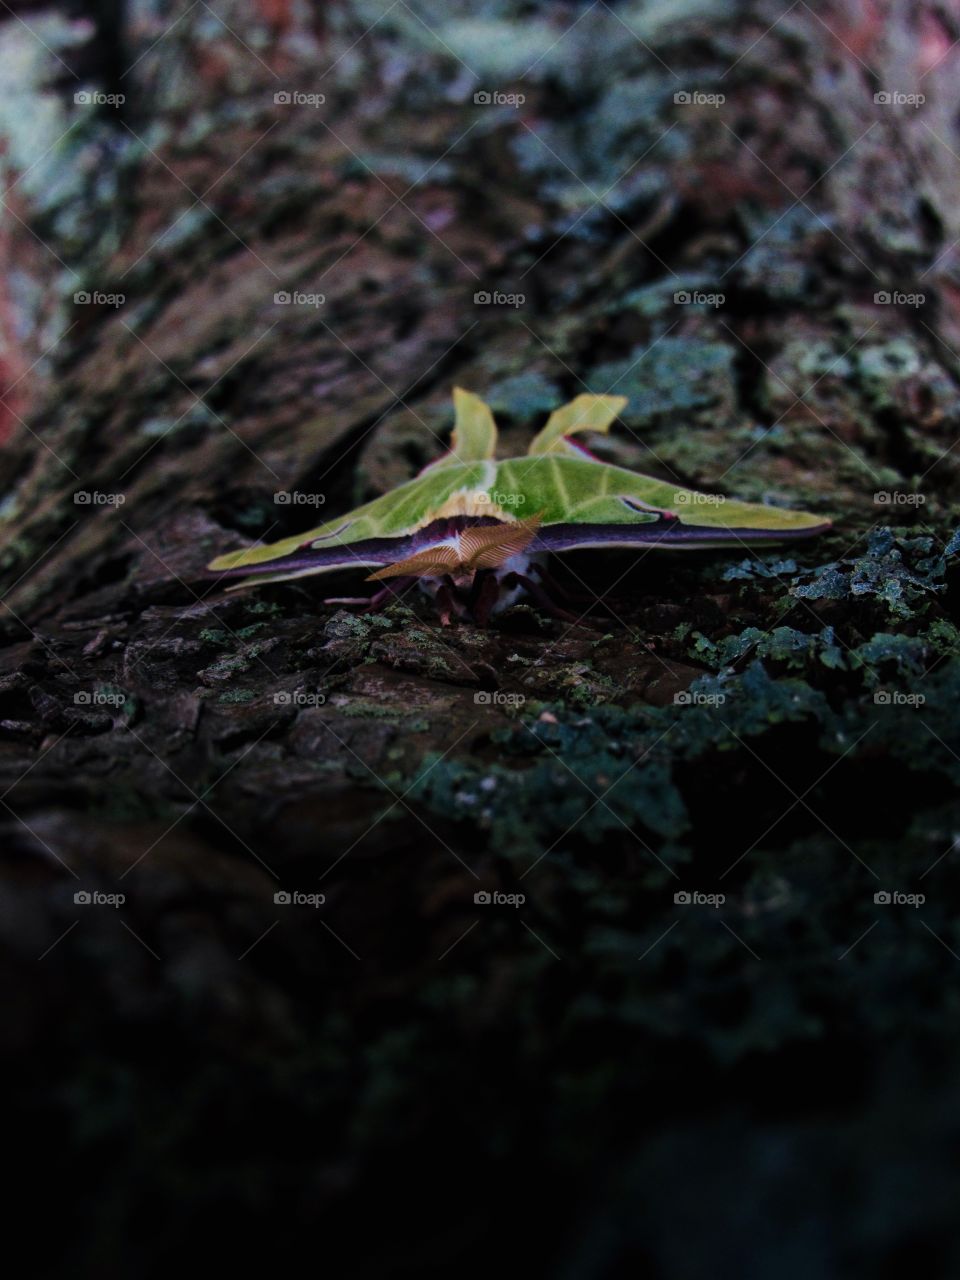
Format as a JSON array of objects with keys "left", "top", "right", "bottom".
[
  {"left": 495, "top": 455, "right": 829, "bottom": 540},
  {"left": 208, "top": 458, "right": 492, "bottom": 574},
  {"left": 209, "top": 387, "right": 499, "bottom": 576},
  {"left": 527, "top": 394, "right": 628, "bottom": 456},
  {"left": 497, "top": 455, "right": 675, "bottom": 524},
  {"left": 426, "top": 387, "right": 498, "bottom": 468}
]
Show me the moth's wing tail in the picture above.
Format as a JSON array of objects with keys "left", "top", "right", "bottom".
[
  {"left": 418, "top": 388, "right": 499, "bottom": 472},
  {"left": 527, "top": 394, "right": 628, "bottom": 457}
]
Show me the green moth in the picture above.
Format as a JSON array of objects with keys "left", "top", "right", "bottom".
[{"left": 209, "top": 389, "right": 830, "bottom": 621}]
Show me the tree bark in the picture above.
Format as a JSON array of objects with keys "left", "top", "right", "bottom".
[{"left": 3, "top": 2, "right": 960, "bottom": 1274}]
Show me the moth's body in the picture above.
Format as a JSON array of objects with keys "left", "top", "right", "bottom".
[
  {"left": 411, "top": 547, "right": 545, "bottom": 619},
  {"left": 209, "top": 390, "right": 831, "bottom": 620}
]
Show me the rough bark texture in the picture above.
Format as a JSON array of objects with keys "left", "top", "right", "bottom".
[{"left": 3, "top": 2, "right": 960, "bottom": 1275}]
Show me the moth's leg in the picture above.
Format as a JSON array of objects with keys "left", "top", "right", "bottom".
[
  {"left": 502, "top": 572, "right": 583, "bottom": 625},
  {"left": 469, "top": 570, "right": 501, "bottom": 627},
  {"left": 367, "top": 577, "right": 418, "bottom": 612},
  {"left": 436, "top": 577, "right": 458, "bottom": 627},
  {"left": 325, "top": 576, "right": 416, "bottom": 611}
]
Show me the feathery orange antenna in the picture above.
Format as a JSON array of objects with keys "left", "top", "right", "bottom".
[{"left": 366, "top": 514, "right": 543, "bottom": 582}]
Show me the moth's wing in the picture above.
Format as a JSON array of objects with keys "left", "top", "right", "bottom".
[
  {"left": 215, "top": 534, "right": 410, "bottom": 590},
  {"left": 495, "top": 456, "right": 830, "bottom": 547},
  {"left": 420, "top": 387, "right": 498, "bottom": 472},
  {"left": 521, "top": 397, "right": 827, "bottom": 542},
  {"left": 527, "top": 394, "right": 628, "bottom": 458},
  {"left": 207, "top": 459, "right": 489, "bottom": 583},
  {"left": 534, "top": 514, "right": 832, "bottom": 552},
  {"left": 497, "top": 455, "right": 659, "bottom": 525}
]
